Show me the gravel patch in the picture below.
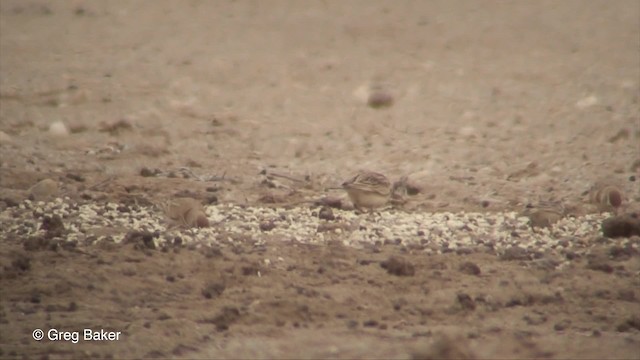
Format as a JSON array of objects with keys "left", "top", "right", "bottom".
[{"left": 1, "top": 198, "right": 631, "bottom": 262}]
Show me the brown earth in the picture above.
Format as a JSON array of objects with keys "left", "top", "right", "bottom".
[{"left": 1, "top": 1, "right": 639, "bottom": 359}]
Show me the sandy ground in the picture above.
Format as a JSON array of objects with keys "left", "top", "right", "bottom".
[{"left": 1, "top": 0, "right": 639, "bottom": 359}]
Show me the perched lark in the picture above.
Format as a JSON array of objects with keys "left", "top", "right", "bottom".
[
  {"left": 521, "top": 200, "right": 566, "bottom": 228},
  {"left": 342, "top": 171, "right": 391, "bottom": 210},
  {"left": 157, "top": 197, "right": 209, "bottom": 229}
]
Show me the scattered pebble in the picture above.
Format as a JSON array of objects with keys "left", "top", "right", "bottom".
[
  {"left": 458, "top": 261, "right": 481, "bottom": 276},
  {"left": 410, "top": 336, "right": 475, "bottom": 360},
  {"left": 140, "top": 167, "right": 160, "bottom": 177},
  {"left": 66, "top": 173, "right": 85, "bottom": 182},
  {"left": 202, "top": 282, "right": 225, "bottom": 299},
  {"left": 367, "top": 91, "right": 394, "bottom": 109},
  {"left": 601, "top": 215, "right": 640, "bottom": 238},
  {"left": 0, "top": 130, "right": 13, "bottom": 145},
  {"left": 456, "top": 292, "right": 476, "bottom": 311},
  {"left": 575, "top": 95, "right": 598, "bottom": 109},
  {"left": 99, "top": 119, "right": 133, "bottom": 135},
  {"left": 0, "top": 199, "right": 624, "bottom": 261},
  {"left": 48, "top": 121, "right": 70, "bottom": 136},
  {"left": 315, "top": 197, "right": 344, "bottom": 209},
  {"left": 608, "top": 129, "right": 629, "bottom": 143},
  {"left": 123, "top": 230, "right": 157, "bottom": 250},
  {"left": 554, "top": 319, "right": 571, "bottom": 331},
  {"left": 318, "top": 206, "right": 335, "bottom": 221},
  {"left": 259, "top": 220, "right": 276, "bottom": 232},
  {"left": 458, "top": 126, "right": 476, "bottom": 138},
  {"left": 209, "top": 306, "right": 241, "bottom": 331},
  {"left": 10, "top": 254, "right": 31, "bottom": 272},
  {"left": 40, "top": 214, "right": 66, "bottom": 239},
  {"left": 380, "top": 256, "right": 415, "bottom": 276},
  {"left": 499, "top": 246, "right": 531, "bottom": 261},
  {"left": 617, "top": 316, "right": 640, "bottom": 332},
  {"left": 28, "top": 178, "right": 59, "bottom": 201}
]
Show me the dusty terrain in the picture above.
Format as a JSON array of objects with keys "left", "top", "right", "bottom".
[{"left": 1, "top": 1, "right": 639, "bottom": 359}]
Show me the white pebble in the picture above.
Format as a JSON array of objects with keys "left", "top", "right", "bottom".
[
  {"left": 48, "top": 121, "right": 70, "bottom": 136},
  {"left": 575, "top": 95, "right": 598, "bottom": 109},
  {"left": 0, "top": 130, "right": 13, "bottom": 145}
]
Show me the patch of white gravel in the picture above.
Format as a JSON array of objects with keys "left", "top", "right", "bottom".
[{"left": 0, "top": 198, "right": 615, "bottom": 257}]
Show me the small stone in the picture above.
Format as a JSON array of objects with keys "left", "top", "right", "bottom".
[
  {"left": 123, "top": 231, "right": 156, "bottom": 250},
  {"left": 11, "top": 254, "right": 31, "bottom": 272},
  {"left": 602, "top": 215, "right": 640, "bottom": 238},
  {"left": 608, "top": 245, "right": 638, "bottom": 261},
  {"left": 318, "top": 206, "right": 335, "bottom": 221},
  {"left": 411, "top": 336, "right": 475, "bottom": 360},
  {"left": 24, "top": 236, "right": 48, "bottom": 252},
  {"left": 380, "top": 256, "right": 415, "bottom": 276},
  {"left": 458, "top": 261, "right": 481, "bottom": 276},
  {"left": 140, "top": 167, "right": 156, "bottom": 177},
  {"left": 201, "top": 282, "right": 225, "bottom": 299},
  {"left": 456, "top": 293, "right": 476, "bottom": 311},
  {"left": 458, "top": 126, "right": 476, "bottom": 138},
  {"left": 575, "top": 95, "right": 598, "bottom": 109},
  {"left": 617, "top": 290, "right": 636, "bottom": 302},
  {"left": 28, "top": 178, "right": 59, "bottom": 201},
  {"left": 65, "top": 173, "right": 85, "bottom": 182},
  {"left": 0, "top": 130, "right": 13, "bottom": 145},
  {"left": 586, "top": 259, "right": 614, "bottom": 274},
  {"left": 616, "top": 316, "right": 640, "bottom": 332},
  {"left": 314, "top": 196, "right": 343, "bottom": 209},
  {"left": 362, "top": 319, "right": 379, "bottom": 327},
  {"left": 608, "top": 129, "right": 629, "bottom": 143},
  {"left": 99, "top": 119, "right": 133, "bottom": 135},
  {"left": 367, "top": 91, "right": 394, "bottom": 109},
  {"left": 40, "top": 215, "right": 66, "bottom": 239},
  {"left": 210, "top": 306, "right": 240, "bottom": 331},
  {"left": 48, "top": 121, "right": 69, "bottom": 136},
  {"left": 67, "top": 301, "right": 78, "bottom": 312},
  {"left": 500, "top": 246, "right": 530, "bottom": 261},
  {"left": 259, "top": 221, "right": 276, "bottom": 232},
  {"left": 554, "top": 319, "right": 571, "bottom": 331}
]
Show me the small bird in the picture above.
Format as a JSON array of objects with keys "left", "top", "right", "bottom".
[
  {"left": 157, "top": 197, "right": 209, "bottom": 229},
  {"left": 521, "top": 200, "right": 565, "bottom": 228},
  {"left": 342, "top": 171, "right": 391, "bottom": 210}
]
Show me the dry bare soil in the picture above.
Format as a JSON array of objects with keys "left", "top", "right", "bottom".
[{"left": 1, "top": 1, "right": 639, "bottom": 359}]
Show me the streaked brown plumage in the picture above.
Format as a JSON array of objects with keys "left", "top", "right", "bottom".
[{"left": 342, "top": 171, "right": 391, "bottom": 210}]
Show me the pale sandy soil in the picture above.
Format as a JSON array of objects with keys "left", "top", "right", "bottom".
[{"left": 1, "top": 1, "right": 639, "bottom": 359}]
